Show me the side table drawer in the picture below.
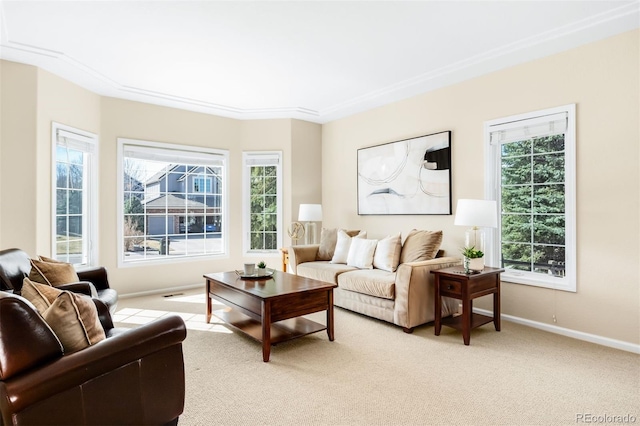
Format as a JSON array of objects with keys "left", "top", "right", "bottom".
[
  {"left": 468, "top": 275, "right": 498, "bottom": 295},
  {"left": 439, "top": 278, "right": 461, "bottom": 297}
]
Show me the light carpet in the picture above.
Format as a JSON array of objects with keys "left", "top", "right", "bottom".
[{"left": 116, "top": 289, "right": 639, "bottom": 426}]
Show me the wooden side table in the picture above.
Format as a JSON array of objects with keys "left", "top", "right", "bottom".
[
  {"left": 280, "top": 248, "right": 289, "bottom": 272},
  {"left": 431, "top": 266, "right": 504, "bottom": 345}
]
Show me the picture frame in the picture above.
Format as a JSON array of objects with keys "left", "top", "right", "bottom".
[{"left": 357, "top": 131, "right": 452, "bottom": 215}]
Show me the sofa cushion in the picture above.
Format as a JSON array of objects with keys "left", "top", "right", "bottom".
[
  {"left": 400, "top": 229, "right": 443, "bottom": 263},
  {"left": 347, "top": 238, "right": 378, "bottom": 269},
  {"left": 28, "top": 258, "right": 79, "bottom": 286},
  {"left": 297, "top": 261, "right": 357, "bottom": 283},
  {"left": 22, "top": 278, "right": 106, "bottom": 354},
  {"left": 337, "top": 269, "right": 396, "bottom": 300},
  {"left": 330, "top": 230, "right": 365, "bottom": 264},
  {"left": 373, "top": 233, "right": 402, "bottom": 272},
  {"left": 317, "top": 228, "right": 361, "bottom": 261}
]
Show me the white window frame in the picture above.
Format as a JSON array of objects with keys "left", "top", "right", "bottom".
[
  {"left": 117, "top": 138, "right": 229, "bottom": 267},
  {"left": 242, "top": 151, "right": 283, "bottom": 257},
  {"left": 51, "top": 122, "right": 98, "bottom": 268},
  {"left": 484, "top": 104, "right": 576, "bottom": 292}
]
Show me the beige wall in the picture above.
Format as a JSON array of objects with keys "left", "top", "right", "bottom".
[
  {"left": 322, "top": 30, "right": 640, "bottom": 345},
  {"left": 0, "top": 62, "right": 38, "bottom": 252},
  {"left": 291, "top": 119, "right": 322, "bottom": 241},
  {"left": 0, "top": 62, "right": 101, "bottom": 254}
]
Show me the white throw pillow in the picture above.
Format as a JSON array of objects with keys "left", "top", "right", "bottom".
[
  {"left": 347, "top": 238, "right": 378, "bottom": 269},
  {"left": 330, "top": 230, "right": 366, "bottom": 264},
  {"left": 373, "top": 233, "right": 402, "bottom": 272}
]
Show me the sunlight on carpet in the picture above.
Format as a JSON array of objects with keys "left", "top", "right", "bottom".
[{"left": 114, "top": 296, "right": 232, "bottom": 333}]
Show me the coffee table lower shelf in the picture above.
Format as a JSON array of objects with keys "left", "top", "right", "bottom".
[{"left": 212, "top": 308, "right": 327, "bottom": 345}]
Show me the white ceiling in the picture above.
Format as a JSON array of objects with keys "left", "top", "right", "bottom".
[{"left": 1, "top": 1, "right": 638, "bottom": 123}]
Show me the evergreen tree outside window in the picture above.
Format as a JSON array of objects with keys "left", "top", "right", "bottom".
[
  {"left": 485, "top": 105, "right": 576, "bottom": 292},
  {"left": 52, "top": 123, "right": 98, "bottom": 267},
  {"left": 243, "top": 152, "right": 282, "bottom": 255}
]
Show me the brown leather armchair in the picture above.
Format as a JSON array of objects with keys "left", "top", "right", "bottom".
[
  {"left": 0, "top": 292, "right": 187, "bottom": 425},
  {"left": 0, "top": 248, "right": 118, "bottom": 313}
]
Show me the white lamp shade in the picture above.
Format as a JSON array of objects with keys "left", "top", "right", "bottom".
[
  {"left": 298, "top": 204, "right": 323, "bottom": 222},
  {"left": 454, "top": 199, "right": 497, "bottom": 228}
]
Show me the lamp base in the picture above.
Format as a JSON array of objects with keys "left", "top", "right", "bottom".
[{"left": 464, "top": 228, "right": 486, "bottom": 254}]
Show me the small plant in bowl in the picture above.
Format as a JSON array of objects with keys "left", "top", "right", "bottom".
[
  {"left": 461, "top": 246, "right": 484, "bottom": 259},
  {"left": 461, "top": 246, "right": 484, "bottom": 273},
  {"left": 257, "top": 261, "right": 267, "bottom": 274}
]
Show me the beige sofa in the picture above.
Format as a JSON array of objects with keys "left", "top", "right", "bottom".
[{"left": 288, "top": 230, "right": 461, "bottom": 332}]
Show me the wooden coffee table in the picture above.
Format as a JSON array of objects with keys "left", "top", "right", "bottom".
[{"left": 204, "top": 270, "right": 337, "bottom": 362}]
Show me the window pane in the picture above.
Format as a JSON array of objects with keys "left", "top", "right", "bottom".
[
  {"left": 533, "top": 184, "right": 564, "bottom": 214},
  {"left": 56, "top": 162, "right": 68, "bottom": 188},
  {"left": 533, "top": 135, "right": 564, "bottom": 154},
  {"left": 502, "top": 214, "right": 531, "bottom": 243},
  {"left": 56, "top": 189, "right": 68, "bottom": 214},
  {"left": 265, "top": 233, "right": 277, "bottom": 250},
  {"left": 534, "top": 214, "right": 565, "bottom": 245},
  {"left": 501, "top": 185, "right": 531, "bottom": 213},
  {"left": 501, "top": 139, "right": 530, "bottom": 157},
  {"left": 68, "top": 216, "right": 82, "bottom": 235},
  {"left": 56, "top": 216, "right": 68, "bottom": 236},
  {"left": 533, "top": 153, "right": 564, "bottom": 183},
  {"left": 501, "top": 155, "right": 531, "bottom": 186},
  {"left": 501, "top": 243, "right": 532, "bottom": 271},
  {"left": 533, "top": 245, "right": 566, "bottom": 277},
  {"left": 251, "top": 233, "right": 264, "bottom": 250},
  {"left": 69, "top": 164, "right": 83, "bottom": 189},
  {"left": 69, "top": 190, "right": 82, "bottom": 214}
]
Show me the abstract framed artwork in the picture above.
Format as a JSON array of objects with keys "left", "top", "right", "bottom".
[{"left": 357, "top": 131, "right": 452, "bottom": 215}]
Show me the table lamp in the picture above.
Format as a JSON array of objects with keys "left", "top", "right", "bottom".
[
  {"left": 298, "top": 204, "right": 322, "bottom": 245},
  {"left": 454, "top": 199, "right": 498, "bottom": 270}
]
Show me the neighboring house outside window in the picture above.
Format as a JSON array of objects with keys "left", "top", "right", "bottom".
[
  {"left": 118, "top": 139, "right": 228, "bottom": 265},
  {"left": 484, "top": 104, "right": 576, "bottom": 292},
  {"left": 52, "top": 122, "right": 98, "bottom": 267},
  {"left": 243, "top": 152, "right": 283, "bottom": 255}
]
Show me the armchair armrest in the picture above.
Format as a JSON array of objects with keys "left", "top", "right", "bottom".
[
  {"left": 2, "top": 315, "right": 187, "bottom": 415},
  {"left": 288, "top": 245, "right": 320, "bottom": 274},
  {"left": 77, "top": 266, "right": 109, "bottom": 291},
  {"left": 55, "top": 281, "right": 98, "bottom": 298},
  {"left": 394, "top": 257, "right": 462, "bottom": 329}
]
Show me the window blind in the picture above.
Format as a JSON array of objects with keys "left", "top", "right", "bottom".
[
  {"left": 123, "top": 144, "right": 225, "bottom": 166},
  {"left": 244, "top": 154, "right": 280, "bottom": 166},
  {"left": 488, "top": 112, "right": 568, "bottom": 145},
  {"left": 56, "top": 129, "right": 96, "bottom": 153}
]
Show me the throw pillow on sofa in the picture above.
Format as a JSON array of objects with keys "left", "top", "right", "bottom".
[
  {"left": 330, "top": 230, "right": 366, "bottom": 264},
  {"left": 399, "top": 229, "right": 443, "bottom": 263},
  {"left": 28, "top": 257, "right": 79, "bottom": 286},
  {"left": 346, "top": 238, "right": 378, "bottom": 269},
  {"left": 21, "top": 278, "right": 106, "bottom": 353},
  {"left": 317, "top": 228, "right": 362, "bottom": 261},
  {"left": 373, "top": 233, "right": 402, "bottom": 272}
]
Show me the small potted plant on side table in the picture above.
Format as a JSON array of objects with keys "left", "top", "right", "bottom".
[
  {"left": 461, "top": 246, "right": 484, "bottom": 274},
  {"left": 257, "top": 261, "right": 267, "bottom": 275}
]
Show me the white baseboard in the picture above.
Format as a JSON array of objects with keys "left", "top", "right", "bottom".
[
  {"left": 119, "top": 283, "right": 202, "bottom": 300},
  {"left": 474, "top": 308, "right": 640, "bottom": 354}
]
